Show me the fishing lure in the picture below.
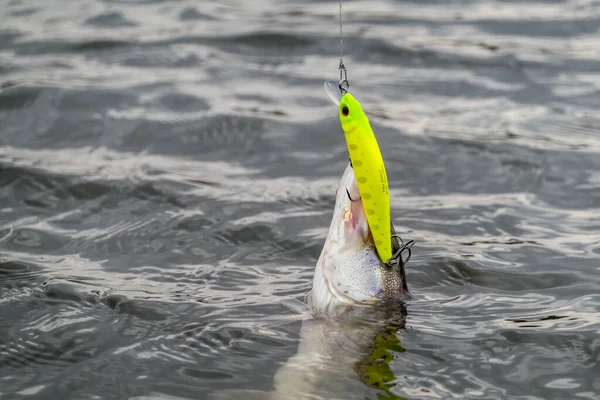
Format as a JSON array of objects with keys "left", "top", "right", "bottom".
[
  {"left": 325, "top": 82, "right": 392, "bottom": 262},
  {"left": 323, "top": 0, "right": 395, "bottom": 263}
]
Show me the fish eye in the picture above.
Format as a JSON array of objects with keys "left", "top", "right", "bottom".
[{"left": 342, "top": 106, "right": 349, "bottom": 116}]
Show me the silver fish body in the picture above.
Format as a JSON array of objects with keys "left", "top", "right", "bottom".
[
  {"left": 210, "top": 162, "right": 409, "bottom": 400},
  {"left": 309, "top": 162, "right": 407, "bottom": 315}
]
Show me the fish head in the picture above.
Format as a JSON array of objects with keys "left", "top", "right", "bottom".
[{"left": 309, "top": 162, "right": 408, "bottom": 315}]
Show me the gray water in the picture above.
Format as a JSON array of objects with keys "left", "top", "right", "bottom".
[{"left": 1, "top": 0, "right": 600, "bottom": 399}]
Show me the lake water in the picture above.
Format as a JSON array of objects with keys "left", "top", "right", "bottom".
[{"left": 1, "top": 0, "right": 599, "bottom": 399}]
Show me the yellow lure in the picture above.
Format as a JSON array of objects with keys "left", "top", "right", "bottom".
[{"left": 338, "top": 92, "right": 392, "bottom": 262}]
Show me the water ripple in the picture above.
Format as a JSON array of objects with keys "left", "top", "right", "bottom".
[{"left": 2, "top": 0, "right": 600, "bottom": 399}]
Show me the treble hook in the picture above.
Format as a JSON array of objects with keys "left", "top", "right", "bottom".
[
  {"left": 385, "top": 234, "right": 415, "bottom": 267},
  {"left": 338, "top": 59, "right": 349, "bottom": 94}
]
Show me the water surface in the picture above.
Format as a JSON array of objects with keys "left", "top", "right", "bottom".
[{"left": 1, "top": 0, "right": 600, "bottom": 399}]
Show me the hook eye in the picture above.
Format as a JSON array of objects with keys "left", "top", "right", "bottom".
[
  {"left": 324, "top": 81, "right": 342, "bottom": 105},
  {"left": 338, "top": 78, "right": 349, "bottom": 94}
]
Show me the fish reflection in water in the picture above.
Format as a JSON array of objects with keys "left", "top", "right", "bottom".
[{"left": 213, "top": 162, "right": 411, "bottom": 399}]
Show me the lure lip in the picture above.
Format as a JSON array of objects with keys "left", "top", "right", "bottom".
[{"left": 324, "top": 81, "right": 342, "bottom": 105}]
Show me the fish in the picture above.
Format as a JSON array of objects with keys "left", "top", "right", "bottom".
[
  {"left": 308, "top": 161, "right": 409, "bottom": 316},
  {"left": 265, "top": 160, "right": 411, "bottom": 399},
  {"left": 210, "top": 161, "right": 411, "bottom": 400}
]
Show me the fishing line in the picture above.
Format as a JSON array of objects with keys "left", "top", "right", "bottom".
[
  {"left": 339, "top": 0, "right": 343, "bottom": 61},
  {"left": 338, "top": 0, "right": 349, "bottom": 93},
  {"left": 330, "top": 1, "right": 416, "bottom": 267}
]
